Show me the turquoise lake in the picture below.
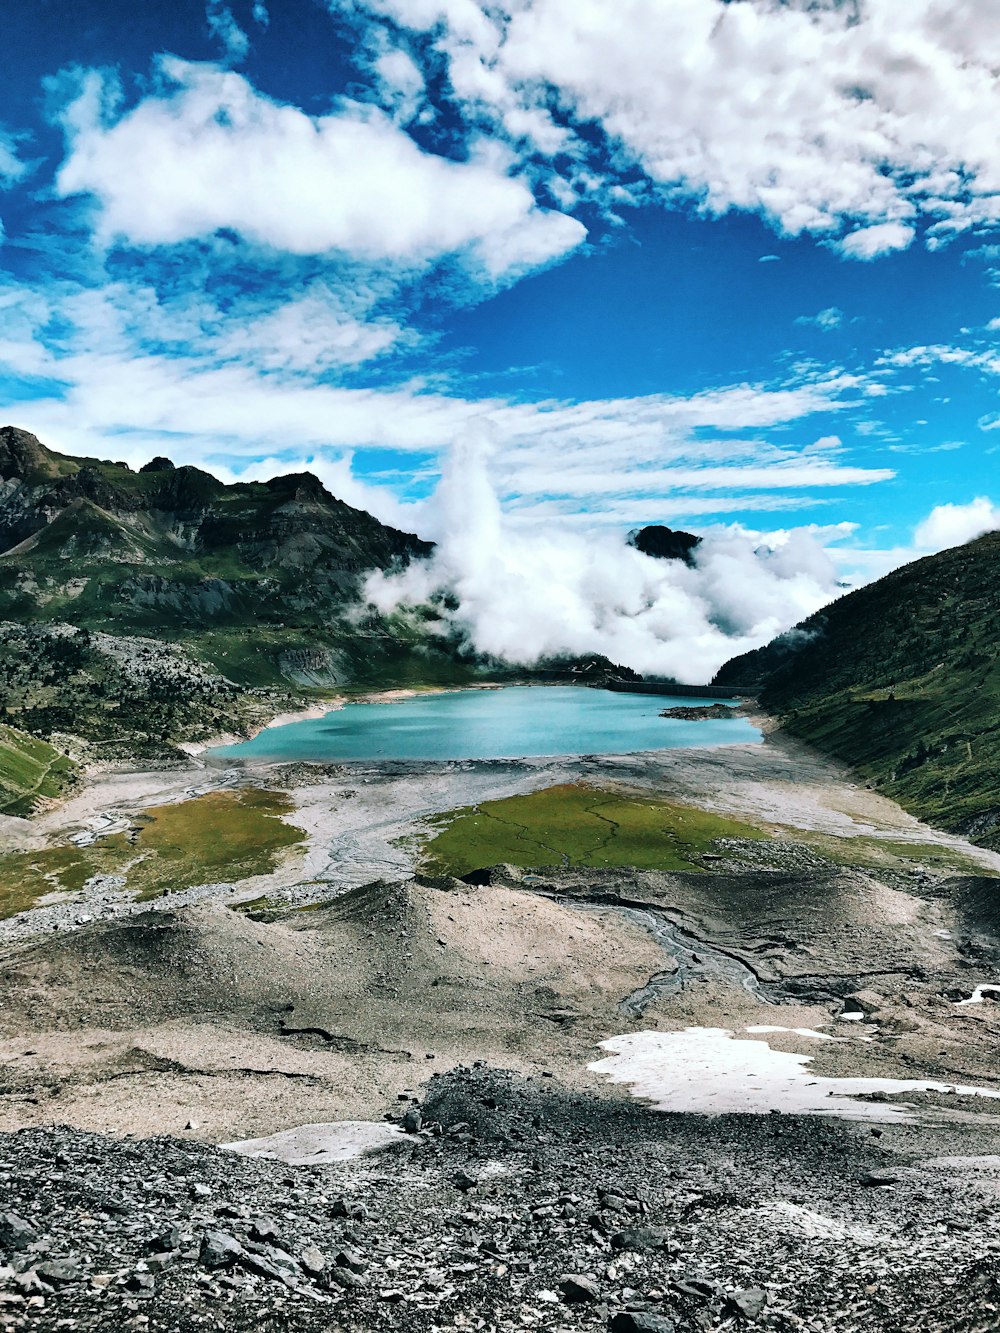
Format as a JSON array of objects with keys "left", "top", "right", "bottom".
[{"left": 213, "top": 686, "right": 761, "bottom": 763}]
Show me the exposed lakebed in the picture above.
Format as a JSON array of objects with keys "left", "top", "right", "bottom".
[{"left": 213, "top": 684, "right": 760, "bottom": 763}]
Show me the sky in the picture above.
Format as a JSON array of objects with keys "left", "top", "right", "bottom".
[{"left": 1, "top": 1, "right": 999, "bottom": 675}]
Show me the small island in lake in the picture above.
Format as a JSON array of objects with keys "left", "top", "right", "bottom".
[{"left": 659, "top": 703, "right": 739, "bottom": 721}]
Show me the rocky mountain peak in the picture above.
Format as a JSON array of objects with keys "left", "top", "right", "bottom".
[
  {"left": 628, "top": 525, "right": 702, "bottom": 566},
  {"left": 0, "top": 426, "right": 72, "bottom": 482}
]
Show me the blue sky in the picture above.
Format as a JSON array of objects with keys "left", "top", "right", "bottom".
[{"left": 1, "top": 0, "right": 999, "bottom": 593}]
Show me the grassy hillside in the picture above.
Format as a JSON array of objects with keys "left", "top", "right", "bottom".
[
  {"left": 715, "top": 532, "right": 1000, "bottom": 847},
  {"left": 0, "top": 724, "right": 75, "bottom": 816}
]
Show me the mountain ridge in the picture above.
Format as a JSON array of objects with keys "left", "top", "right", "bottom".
[
  {"left": 0, "top": 425, "right": 461, "bottom": 693},
  {"left": 715, "top": 530, "right": 1000, "bottom": 847},
  {"left": 0, "top": 426, "right": 488, "bottom": 795}
]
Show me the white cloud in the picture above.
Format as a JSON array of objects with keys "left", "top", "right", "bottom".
[
  {"left": 833, "top": 495, "right": 1000, "bottom": 585},
  {"left": 373, "top": 47, "right": 427, "bottom": 124},
  {"left": 0, "top": 268, "right": 893, "bottom": 534},
  {"left": 913, "top": 497, "right": 1000, "bottom": 550},
  {"left": 0, "top": 129, "right": 27, "bottom": 188},
  {"left": 838, "top": 222, "right": 914, "bottom": 260},
  {"left": 54, "top": 59, "right": 585, "bottom": 278},
  {"left": 880, "top": 343, "right": 1000, "bottom": 376},
  {"left": 796, "top": 307, "right": 844, "bottom": 331},
  {"left": 364, "top": 428, "right": 848, "bottom": 680},
  {"left": 211, "top": 283, "right": 406, "bottom": 371},
  {"left": 206, "top": 0, "right": 250, "bottom": 63},
  {"left": 348, "top": 0, "right": 1000, "bottom": 251}
]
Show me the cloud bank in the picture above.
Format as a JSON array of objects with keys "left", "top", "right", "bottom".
[
  {"left": 365, "top": 443, "right": 1000, "bottom": 681},
  {"left": 914, "top": 497, "right": 1000, "bottom": 551},
  {"left": 365, "top": 430, "right": 848, "bottom": 681},
  {"left": 347, "top": 0, "right": 1000, "bottom": 251}
]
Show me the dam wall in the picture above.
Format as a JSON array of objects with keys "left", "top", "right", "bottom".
[{"left": 605, "top": 681, "right": 756, "bottom": 699}]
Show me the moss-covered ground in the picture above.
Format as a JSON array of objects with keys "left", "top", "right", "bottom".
[
  {"left": 418, "top": 783, "right": 768, "bottom": 877},
  {"left": 418, "top": 783, "right": 993, "bottom": 881},
  {"left": 0, "top": 787, "right": 304, "bottom": 920}
]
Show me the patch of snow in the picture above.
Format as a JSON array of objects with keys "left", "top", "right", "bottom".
[
  {"left": 589, "top": 1027, "right": 1000, "bottom": 1121},
  {"left": 221, "top": 1120, "right": 410, "bottom": 1164},
  {"left": 957, "top": 985, "right": 1000, "bottom": 1007},
  {"left": 745, "top": 1025, "right": 844, "bottom": 1042}
]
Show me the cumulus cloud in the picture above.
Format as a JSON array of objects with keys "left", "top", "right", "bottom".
[
  {"left": 364, "top": 428, "right": 850, "bottom": 681},
  {"left": 54, "top": 59, "right": 585, "bottom": 277},
  {"left": 913, "top": 497, "right": 1000, "bottom": 551},
  {"left": 833, "top": 496, "right": 1000, "bottom": 585},
  {"left": 796, "top": 307, "right": 844, "bottom": 331},
  {"left": 838, "top": 222, "right": 915, "bottom": 260},
  {"left": 346, "top": 0, "right": 1000, "bottom": 251}
]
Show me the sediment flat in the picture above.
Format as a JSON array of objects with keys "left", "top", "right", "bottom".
[{"left": 2, "top": 730, "right": 1000, "bottom": 1329}]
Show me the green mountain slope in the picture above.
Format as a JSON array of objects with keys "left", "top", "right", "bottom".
[
  {"left": 0, "top": 722, "right": 75, "bottom": 816},
  {"left": 715, "top": 532, "right": 1000, "bottom": 847},
  {"left": 0, "top": 426, "right": 476, "bottom": 693}
]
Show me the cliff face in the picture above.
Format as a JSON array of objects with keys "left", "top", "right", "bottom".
[{"left": 0, "top": 426, "right": 430, "bottom": 583}]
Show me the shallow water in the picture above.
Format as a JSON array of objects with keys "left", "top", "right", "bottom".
[{"left": 213, "top": 685, "right": 761, "bottom": 763}]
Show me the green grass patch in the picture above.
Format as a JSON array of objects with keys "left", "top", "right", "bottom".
[
  {"left": 794, "top": 830, "right": 990, "bottom": 877},
  {"left": 0, "top": 724, "right": 75, "bottom": 816},
  {"left": 418, "top": 783, "right": 767, "bottom": 877},
  {"left": 0, "top": 787, "right": 304, "bottom": 920}
]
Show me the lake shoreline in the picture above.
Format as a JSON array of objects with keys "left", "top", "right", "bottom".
[{"left": 208, "top": 683, "right": 760, "bottom": 765}]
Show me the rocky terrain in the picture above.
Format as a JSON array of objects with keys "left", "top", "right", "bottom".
[
  {"left": 3, "top": 1066, "right": 1000, "bottom": 1333},
  {"left": 3, "top": 746, "right": 1000, "bottom": 1333}
]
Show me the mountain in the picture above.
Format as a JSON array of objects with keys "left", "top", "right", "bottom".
[
  {"left": 0, "top": 426, "right": 473, "bottom": 693},
  {"left": 627, "top": 524, "right": 702, "bottom": 565},
  {"left": 0, "top": 426, "right": 494, "bottom": 787},
  {"left": 715, "top": 532, "right": 1000, "bottom": 847}
]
